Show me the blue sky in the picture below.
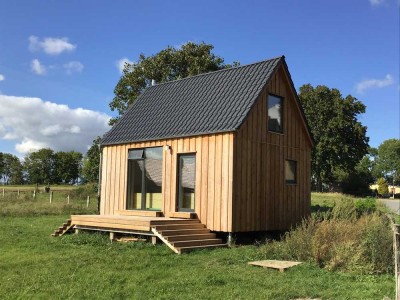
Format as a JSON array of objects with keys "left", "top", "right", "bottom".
[{"left": 0, "top": 0, "right": 398, "bottom": 156}]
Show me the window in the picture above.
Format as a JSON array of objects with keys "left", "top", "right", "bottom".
[
  {"left": 126, "top": 147, "right": 163, "bottom": 210},
  {"left": 268, "top": 94, "right": 283, "bottom": 133},
  {"left": 285, "top": 160, "right": 297, "bottom": 184}
]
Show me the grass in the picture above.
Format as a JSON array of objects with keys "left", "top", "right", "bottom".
[{"left": 0, "top": 189, "right": 395, "bottom": 299}]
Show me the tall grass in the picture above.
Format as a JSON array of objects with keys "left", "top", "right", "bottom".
[
  {"left": 261, "top": 197, "right": 393, "bottom": 274},
  {"left": 0, "top": 186, "right": 98, "bottom": 217}
]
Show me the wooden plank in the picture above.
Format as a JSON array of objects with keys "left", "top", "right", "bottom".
[
  {"left": 195, "top": 137, "right": 202, "bottom": 218},
  {"left": 248, "top": 260, "right": 302, "bottom": 272},
  {"left": 207, "top": 134, "right": 215, "bottom": 229},
  {"left": 214, "top": 134, "right": 222, "bottom": 231},
  {"left": 100, "top": 147, "right": 107, "bottom": 215},
  {"left": 116, "top": 210, "right": 162, "bottom": 217},
  {"left": 221, "top": 134, "right": 229, "bottom": 232},
  {"left": 165, "top": 212, "right": 197, "bottom": 219},
  {"left": 73, "top": 221, "right": 151, "bottom": 231},
  {"left": 227, "top": 133, "right": 234, "bottom": 232},
  {"left": 170, "top": 139, "right": 178, "bottom": 212},
  {"left": 201, "top": 135, "right": 209, "bottom": 226},
  {"left": 113, "top": 145, "right": 121, "bottom": 214}
]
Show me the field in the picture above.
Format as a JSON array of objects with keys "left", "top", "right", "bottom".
[{"left": 0, "top": 189, "right": 395, "bottom": 299}]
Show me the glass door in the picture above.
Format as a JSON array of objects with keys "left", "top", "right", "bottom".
[
  {"left": 177, "top": 154, "right": 196, "bottom": 212},
  {"left": 126, "top": 147, "right": 163, "bottom": 210}
]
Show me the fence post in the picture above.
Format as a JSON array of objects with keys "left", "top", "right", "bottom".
[
  {"left": 33, "top": 190, "right": 36, "bottom": 199},
  {"left": 394, "top": 224, "right": 400, "bottom": 300},
  {"left": 67, "top": 195, "right": 70, "bottom": 204},
  {"left": 87, "top": 196, "right": 90, "bottom": 207},
  {"left": 17, "top": 189, "right": 20, "bottom": 197},
  {"left": 2, "top": 188, "right": 4, "bottom": 197},
  {"left": 49, "top": 191, "right": 53, "bottom": 203}
]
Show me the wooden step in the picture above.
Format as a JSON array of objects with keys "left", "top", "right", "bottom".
[
  {"left": 177, "top": 244, "right": 228, "bottom": 254},
  {"left": 153, "top": 223, "right": 205, "bottom": 231},
  {"left": 166, "top": 233, "right": 217, "bottom": 242},
  {"left": 157, "top": 228, "right": 210, "bottom": 236},
  {"left": 172, "top": 239, "right": 223, "bottom": 248}
]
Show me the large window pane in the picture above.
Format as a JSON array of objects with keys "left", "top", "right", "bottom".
[
  {"left": 268, "top": 94, "right": 283, "bottom": 133},
  {"left": 144, "top": 147, "right": 163, "bottom": 210},
  {"left": 127, "top": 160, "right": 143, "bottom": 209},
  {"left": 126, "top": 147, "right": 163, "bottom": 210}
]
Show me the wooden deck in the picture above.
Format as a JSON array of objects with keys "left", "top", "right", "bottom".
[{"left": 71, "top": 215, "right": 199, "bottom": 234}]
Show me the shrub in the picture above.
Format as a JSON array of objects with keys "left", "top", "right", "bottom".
[
  {"left": 377, "top": 177, "right": 389, "bottom": 196},
  {"left": 355, "top": 198, "right": 376, "bottom": 216},
  {"left": 260, "top": 199, "right": 393, "bottom": 274}
]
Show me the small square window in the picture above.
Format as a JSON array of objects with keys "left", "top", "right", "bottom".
[
  {"left": 285, "top": 160, "right": 297, "bottom": 184},
  {"left": 268, "top": 94, "right": 283, "bottom": 133}
]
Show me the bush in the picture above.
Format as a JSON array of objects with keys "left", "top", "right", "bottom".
[
  {"left": 261, "top": 199, "right": 393, "bottom": 274},
  {"left": 355, "top": 198, "right": 376, "bottom": 215}
]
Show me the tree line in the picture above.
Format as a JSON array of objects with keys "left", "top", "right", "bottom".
[{"left": 0, "top": 137, "right": 100, "bottom": 185}]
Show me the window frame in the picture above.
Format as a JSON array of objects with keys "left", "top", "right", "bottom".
[
  {"left": 285, "top": 159, "right": 297, "bottom": 185},
  {"left": 267, "top": 93, "right": 284, "bottom": 134}
]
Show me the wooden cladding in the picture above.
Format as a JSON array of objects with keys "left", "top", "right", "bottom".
[
  {"left": 232, "top": 64, "right": 312, "bottom": 232},
  {"left": 100, "top": 64, "right": 311, "bottom": 233},
  {"left": 100, "top": 133, "right": 234, "bottom": 232}
]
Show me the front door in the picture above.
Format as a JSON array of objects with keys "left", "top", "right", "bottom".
[{"left": 177, "top": 154, "right": 196, "bottom": 212}]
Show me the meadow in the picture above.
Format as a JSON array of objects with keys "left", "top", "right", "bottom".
[{"left": 0, "top": 189, "right": 395, "bottom": 299}]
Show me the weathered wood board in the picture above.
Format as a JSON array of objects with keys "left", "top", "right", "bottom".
[{"left": 248, "top": 260, "right": 302, "bottom": 272}]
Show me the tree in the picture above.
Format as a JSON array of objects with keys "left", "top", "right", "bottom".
[
  {"left": 54, "top": 151, "right": 83, "bottom": 184},
  {"left": 110, "top": 42, "right": 238, "bottom": 125},
  {"left": 336, "top": 155, "right": 375, "bottom": 196},
  {"left": 81, "top": 137, "right": 101, "bottom": 183},
  {"left": 298, "top": 84, "right": 369, "bottom": 191},
  {"left": 0, "top": 152, "right": 4, "bottom": 180},
  {"left": 1, "top": 153, "right": 23, "bottom": 185},
  {"left": 373, "top": 139, "right": 400, "bottom": 184},
  {"left": 377, "top": 177, "right": 389, "bottom": 196},
  {"left": 24, "top": 149, "right": 56, "bottom": 184}
]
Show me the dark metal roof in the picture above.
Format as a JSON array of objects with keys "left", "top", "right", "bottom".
[{"left": 101, "top": 56, "right": 284, "bottom": 146}]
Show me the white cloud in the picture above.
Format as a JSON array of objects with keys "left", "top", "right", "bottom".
[
  {"left": 356, "top": 74, "right": 394, "bottom": 93},
  {"left": 64, "top": 61, "right": 84, "bottom": 74},
  {"left": 0, "top": 74, "right": 5, "bottom": 81},
  {"left": 0, "top": 94, "right": 111, "bottom": 154},
  {"left": 369, "top": 0, "right": 385, "bottom": 5},
  {"left": 29, "top": 35, "right": 76, "bottom": 55},
  {"left": 30, "top": 59, "right": 47, "bottom": 75},
  {"left": 116, "top": 57, "right": 134, "bottom": 73}
]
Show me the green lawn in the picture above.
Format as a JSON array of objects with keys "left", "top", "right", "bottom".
[{"left": 0, "top": 190, "right": 395, "bottom": 299}]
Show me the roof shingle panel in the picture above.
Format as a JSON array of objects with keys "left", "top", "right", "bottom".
[{"left": 101, "top": 56, "right": 283, "bottom": 145}]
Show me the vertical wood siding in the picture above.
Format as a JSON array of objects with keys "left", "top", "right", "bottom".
[
  {"left": 100, "top": 133, "right": 234, "bottom": 232},
  {"left": 232, "top": 64, "right": 312, "bottom": 232}
]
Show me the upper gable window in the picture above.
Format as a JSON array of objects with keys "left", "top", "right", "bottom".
[{"left": 268, "top": 94, "right": 283, "bottom": 133}]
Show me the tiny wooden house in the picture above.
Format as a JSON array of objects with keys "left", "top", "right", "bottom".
[{"left": 97, "top": 56, "right": 313, "bottom": 233}]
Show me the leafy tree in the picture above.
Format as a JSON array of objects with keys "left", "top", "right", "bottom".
[
  {"left": 110, "top": 42, "right": 238, "bottom": 125},
  {"left": 24, "top": 149, "right": 56, "bottom": 184},
  {"left": 81, "top": 137, "right": 101, "bottom": 183},
  {"left": 1, "top": 153, "right": 23, "bottom": 185},
  {"left": 377, "top": 177, "right": 389, "bottom": 196},
  {"left": 335, "top": 155, "right": 375, "bottom": 196},
  {"left": 298, "top": 84, "right": 369, "bottom": 191},
  {"left": 54, "top": 151, "right": 83, "bottom": 184},
  {"left": 373, "top": 139, "right": 400, "bottom": 184}
]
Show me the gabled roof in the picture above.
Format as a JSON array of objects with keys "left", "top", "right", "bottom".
[{"left": 101, "top": 56, "right": 284, "bottom": 146}]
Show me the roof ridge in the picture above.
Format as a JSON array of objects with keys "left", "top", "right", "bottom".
[{"left": 146, "top": 55, "right": 284, "bottom": 89}]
